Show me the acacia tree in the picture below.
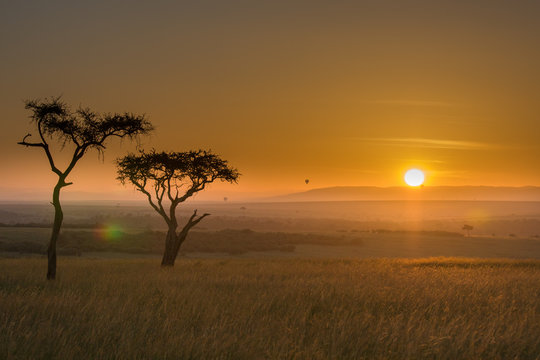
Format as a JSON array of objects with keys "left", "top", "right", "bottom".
[
  {"left": 462, "top": 224, "right": 474, "bottom": 237},
  {"left": 116, "top": 150, "right": 239, "bottom": 266},
  {"left": 18, "top": 97, "right": 153, "bottom": 279}
]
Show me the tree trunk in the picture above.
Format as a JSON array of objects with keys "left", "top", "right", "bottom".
[
  {"left": 161, "top": 227, "right": 178, "bottom": 267},
  {"left": 47, "top": 183, "right": 63, "bottom": 280},
  {"left": 169, "top": 229, "right": 189, "bottom": 265},
  {"left": 161, "top": 227, "right": 193, "bottom": 267},
  {"left": 160, "top": 209, "right": 208, "bottom": 267}
]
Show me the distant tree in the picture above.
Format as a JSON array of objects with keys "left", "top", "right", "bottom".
[
  {"left": 116, "top": 150, "right": 239, "bottom": 266},
  {"left": 462, "top": 224, "right": 474, "bottom": 237},
  {"left": 18, "top": 97, "right": 153, "bottom": 279}
]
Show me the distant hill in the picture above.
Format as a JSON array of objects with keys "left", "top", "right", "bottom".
[{"left": 272, "top": 186, "right": 540, "bottom": 202}]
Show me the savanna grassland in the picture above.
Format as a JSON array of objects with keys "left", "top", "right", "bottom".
[{"left": 1, "top": 258, "right": 540, "bottom": 359}]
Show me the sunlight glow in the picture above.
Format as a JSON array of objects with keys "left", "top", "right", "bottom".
[{"left": 404, "top": 169, "right": 425, "bottom": 187}]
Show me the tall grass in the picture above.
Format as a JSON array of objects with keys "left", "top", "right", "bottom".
[{"left": 1, "top": 258, "right": 540, "bottom": 359}]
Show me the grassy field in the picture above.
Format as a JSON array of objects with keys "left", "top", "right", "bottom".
[{"left": 1, "top": 258, "right": 540, "bottom": 359}]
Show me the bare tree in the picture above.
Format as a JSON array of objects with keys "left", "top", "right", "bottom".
[
  {"left": 18, "top": 97, "right": 153, "bottom": 279},
  {"left": 116, "top": 150, "right": 239, "bottom": 266}
]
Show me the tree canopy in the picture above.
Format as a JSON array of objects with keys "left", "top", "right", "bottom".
[
  {"left": 19, "top": 97, "right": 153, "bottom": 179},
  {"left": 117, "top": 149, "right": 239, "bottom": 215}
]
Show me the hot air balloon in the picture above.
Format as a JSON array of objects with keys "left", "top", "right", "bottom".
[{"left": 305, "top": 179, "right": 310, "bottom": 185}]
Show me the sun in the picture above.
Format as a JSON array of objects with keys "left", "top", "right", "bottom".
[{"left": 404, "top": 169, "right": 425, "bottom": 187}]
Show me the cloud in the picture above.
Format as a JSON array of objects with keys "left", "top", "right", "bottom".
[
  {"left": 362, "top": 138, "right": 492, "bottom": 150},
  {"left": 398, "top": 159, "right": 446, "bottom": 164},
  {"left": 364, "top": 100, "right": 456, "bottom": 107}
]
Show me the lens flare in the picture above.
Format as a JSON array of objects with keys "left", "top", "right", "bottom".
[{"left": 96, "top": 224, "right": 124, "bottom": 241}]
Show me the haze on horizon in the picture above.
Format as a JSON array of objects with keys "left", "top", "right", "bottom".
[{"left": 1, "top": 0, "right": 540, "bottom": 201}]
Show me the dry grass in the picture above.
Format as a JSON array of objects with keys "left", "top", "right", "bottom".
[{"left": 1, "top": 257, "right": 540, "bottom": 359}]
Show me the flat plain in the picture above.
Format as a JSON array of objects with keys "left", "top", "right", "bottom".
[
  {"left": 2, "top": 257, "right": 540, "bottom": 359},
  {"left": 2, "top": 201, "right": 540, "bottom": 359}
]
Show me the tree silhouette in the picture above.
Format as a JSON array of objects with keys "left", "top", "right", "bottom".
[
  {"left": 116, "top": 150, "right": 239, "bottom": 266},
  {"left": 18, "top": 97, "right": 153, "bottom": 279},
  {"left": 462, "top": 224, "right": 474, "bottom": 237}
]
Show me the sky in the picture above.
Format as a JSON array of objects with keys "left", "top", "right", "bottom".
[{"left": 1, "top": 0, "right": 540, "bottom": 201}]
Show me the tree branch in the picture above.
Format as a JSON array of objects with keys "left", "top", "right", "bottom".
[
  {"left": 18, "top": 133, "right": 41, "bottom": 146},
  {"left": 185, "top": 209, "right": 210, "bottom": 230},
  {"left": 18, "top": 133, "right": 63, "bottom": 176},
  {"left": 166, "top": 177, "right": 175, "bottom": 203},
  {"left": 177, "top": 186, "right": 198, "bottom": 203},
  {"left": 154, "top": 182, "right": 168, "bottom": 223},
  {"left": 63, "top": 146, "right": 85, "bottom": 179},
  {"left": 135, "top": 182, "right": 169, "bottom": 222}
]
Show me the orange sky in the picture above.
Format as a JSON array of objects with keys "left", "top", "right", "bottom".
[{"left": 1, "top": 1, "right": 540, "bottom": 201}]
